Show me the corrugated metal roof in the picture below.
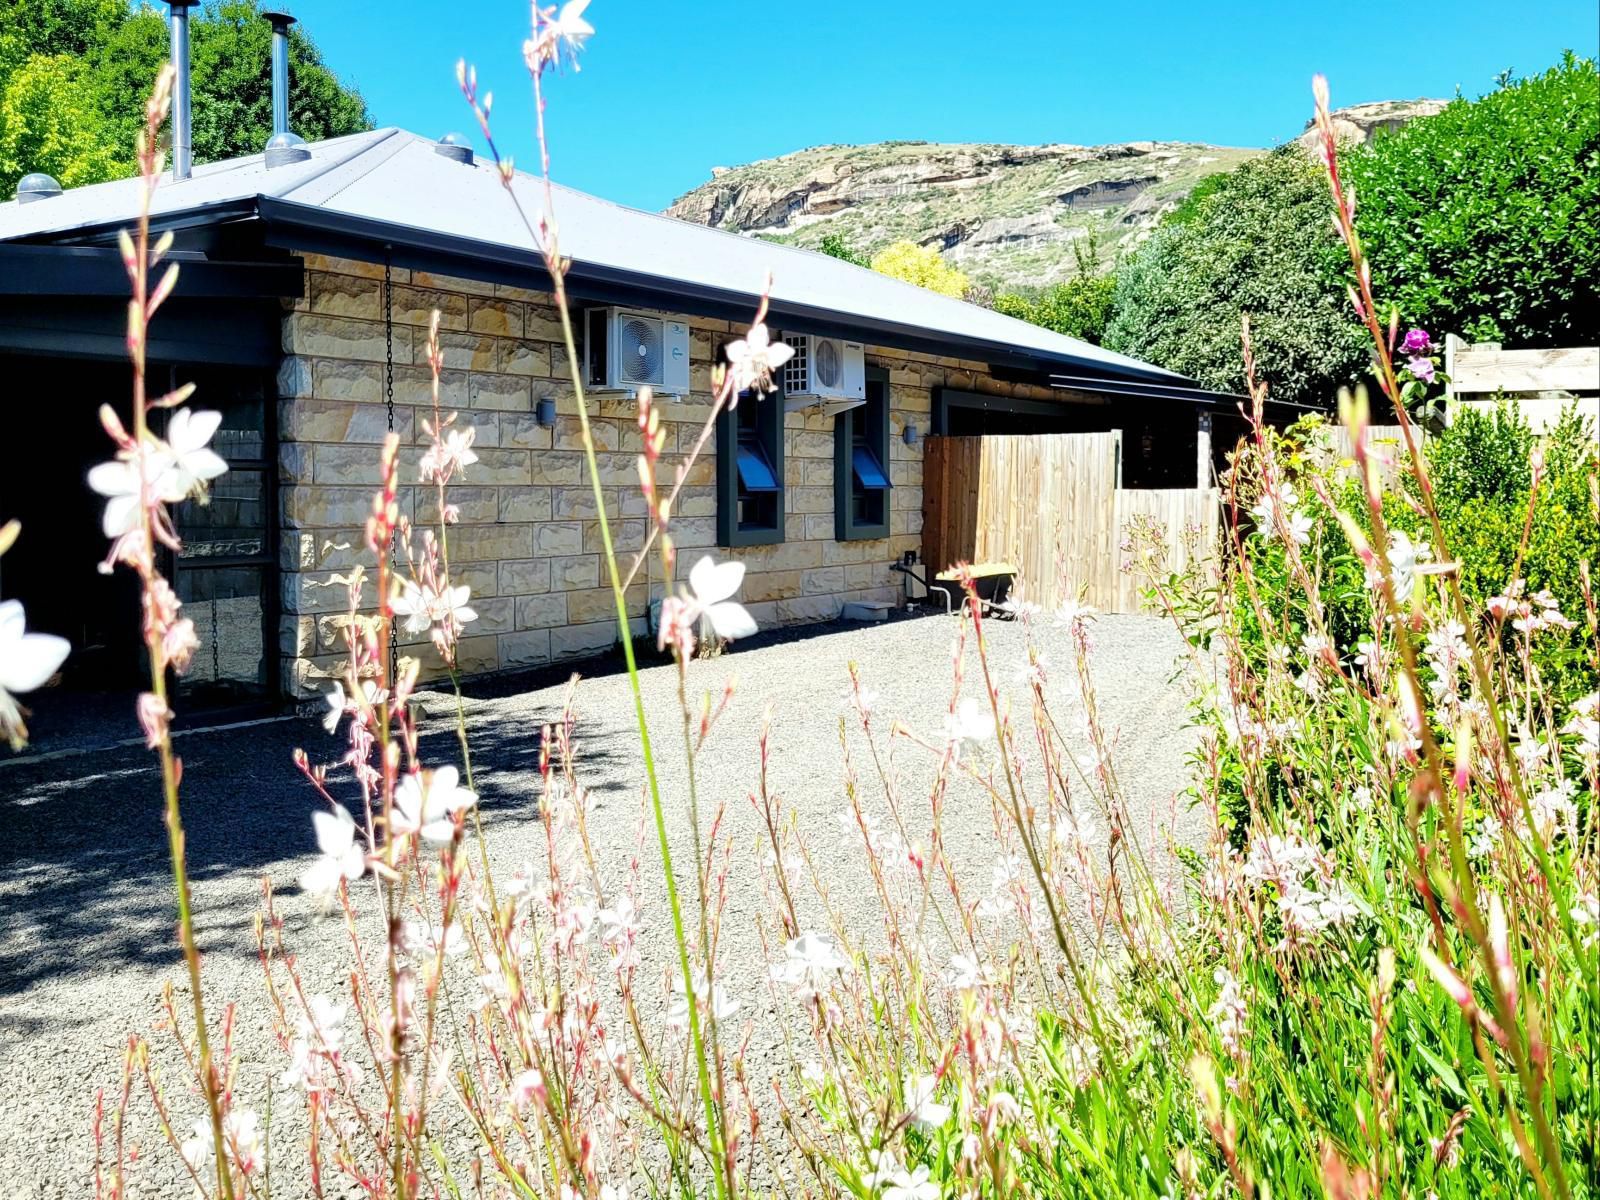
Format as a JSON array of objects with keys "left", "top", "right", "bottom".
[{"left": 0, "top": 128, "right": 1186, "bottom": 383}]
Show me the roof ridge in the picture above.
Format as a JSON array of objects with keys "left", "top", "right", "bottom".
[{"left": 282, "top": 128, "right": 413, "bottom": 208}]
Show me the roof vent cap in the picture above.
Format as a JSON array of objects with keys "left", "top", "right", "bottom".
[
  {"left": 435, "top": 132, "right": 474, "bottom": 165},
  {"left": 264, "top": 130, "right": 312, "bottom": 168},
  {"left": 16, "top": 172, "right": 64, "bottom": 203}
]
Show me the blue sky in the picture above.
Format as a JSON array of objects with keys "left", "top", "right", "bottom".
[{"left": 288, "top": 1, "right": 1599, "bottom": 212}]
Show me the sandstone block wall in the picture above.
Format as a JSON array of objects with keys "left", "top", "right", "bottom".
[{"left": 275, "top": 253, "right": 1075, "bottom": 697}]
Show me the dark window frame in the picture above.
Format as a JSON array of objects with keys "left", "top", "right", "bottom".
[
  {"left": 716, "top": 353, "right": 787, "bottom": 548},
  {"left": 162, "top": 365, "right": 279, "bottom": 702},
  {"left": 834, "top": 365, "right": 892, "bottom": 542}
]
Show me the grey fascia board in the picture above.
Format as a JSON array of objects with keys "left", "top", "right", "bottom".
[
  {"left": 1046, "top": 375, "right": 1319, "bottom": 413},
  {"left": 8, "top": 200, "right": 262, "bottom": 248}
]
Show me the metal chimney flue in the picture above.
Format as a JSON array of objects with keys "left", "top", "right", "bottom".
[
  {"left": 262, "top": 8, "right": 311, "bottom": 167},
  {"left": 168, "top": 1, "right": 197, "bottom": 181}
]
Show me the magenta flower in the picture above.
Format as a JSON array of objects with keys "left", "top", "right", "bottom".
[
  {"left": 1406, "top": 356, "right": 1436, "bottom": 384},
  {"left": 1400, "top": 328, "right": 1432, "bottom": 356}
]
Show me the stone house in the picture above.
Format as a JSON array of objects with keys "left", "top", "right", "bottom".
[{"left": 0, "top": 126, "right": 1238, "bottom": 718}]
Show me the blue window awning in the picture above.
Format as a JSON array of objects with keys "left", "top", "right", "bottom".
[
  {"left": 736, "top": 442, "right": 780, "bottom": 492},
  {"left": 852, "top": 445, "right": 891, "bottom": 490}
]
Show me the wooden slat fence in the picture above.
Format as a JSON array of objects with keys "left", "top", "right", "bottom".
[
  {"left": 1445, "top": 336, "right": 1599, "bottom": 432},
  {"left": 921, "top": 432, "right": 1216, "bottom": 614}
]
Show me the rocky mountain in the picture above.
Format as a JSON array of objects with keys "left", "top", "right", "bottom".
[{"left": 664, "top": 102, "right": 1445, "bottom": 292}]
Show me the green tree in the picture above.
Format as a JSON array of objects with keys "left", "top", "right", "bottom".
[
  {"left": 1342, "top": 53, "right": 1600, "bottom": 347},
  {"left": 818, "top": 232, "right": 869, "bottom": 268},
  {"left": 993, "top": 276, "right": 1117, "bottom": 344},
  {"left": 0, "top": 0, "right": 126, "bottom": 83},
  {"left": 0, "top": 52, "right": 125, "bottom": 190},
  {"left": 1103, "top": 148, "right": 1369, "bottom": 406},
  {"left": 869, "top": 239, "right": 969, "bottom": 298},
  {"left": 1, "top": 0, "right": 370, "bottom": 199}
]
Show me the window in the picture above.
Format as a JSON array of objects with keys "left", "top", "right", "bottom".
[
  {"left": 716, "top": 352, "right": 786, "bottom": 547},
  {"left": 835, "top": 366, "right": 891, "bottom": 541},
  {"left": 164, "top": 372, "right": 276, "bottom": 701}
]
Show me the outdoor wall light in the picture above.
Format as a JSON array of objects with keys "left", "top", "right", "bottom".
[
  {"left": 903, "top": 423, "right": 919, "bottom": 446},
  {"left": 536, "top": 396, "right": 557, "bottom": 428}
]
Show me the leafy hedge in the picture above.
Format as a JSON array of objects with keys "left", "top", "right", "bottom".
[
  {"left": 993, "top": 276, "right": 1117, "bottom": 344},
  {"left": 1342, "top": 53, "right": 1600, "bottom": 348},
  {"left": 1101, "top": 149, "right": 1370, "bottom": 406}
]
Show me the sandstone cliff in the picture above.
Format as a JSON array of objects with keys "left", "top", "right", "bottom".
[{"left": 663, "top": 102, "right": 1445, "bottom": 292}]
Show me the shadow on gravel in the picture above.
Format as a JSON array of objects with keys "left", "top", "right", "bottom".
[
  {"left": 0, "top": 679, "right": 632, "bottom": 997},
  {"left": 0, "top": 611, "right": 946, "bottom": 997}
]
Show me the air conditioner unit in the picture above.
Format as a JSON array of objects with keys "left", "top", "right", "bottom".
[
  {"left": 584, "top": 307, "right": 691, "bottom": 397},
  {"left": 782, "top": 334, "right": 866, "bottom": 413}
]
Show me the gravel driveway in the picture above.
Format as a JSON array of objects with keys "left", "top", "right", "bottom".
[{"left": 0, "top": 610, "right": 1201, "bottom": 1198}]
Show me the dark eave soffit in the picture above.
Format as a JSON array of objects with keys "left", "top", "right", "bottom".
[{"left": 0, "top": 242, "right": 303, "bottom": 299}]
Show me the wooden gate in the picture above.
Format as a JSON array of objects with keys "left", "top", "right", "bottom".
[{"left": 921, "top": 433, "right": 1217, "bottom": 614}]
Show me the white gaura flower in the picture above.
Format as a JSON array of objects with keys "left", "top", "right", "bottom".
[
  {"left": 283, "top": 994, "right": 350, "bottom": 1092},
  {"left": 300, "top": 803, "right": 365, "bottom": 904},
  {"left": 723, "top": 322, "right": 795, "bottom": 395},
  {"left": 1381, "top": 529, "right": 1429, "bottom": 604},
  {"left": 597, "top": 894, "right": 640, "bottom": 941},
  {"left": 391, "top": 579, "right": 477, "bottom": 635},
  {"left": 945, "top": 951, "right": 990, "bottom": 992},
  {"left": 1055, "top": 597, "right": 1097, "bottom": 628},
  {"left": 943, "top": 697, "right": 996, "bottom": 756},
  {"left": 90, "top": 412, "right": 227, "bottom": 536},
  {"left": 322, "top": 682, "right": 347, "bottom": 734},
  {"left": 686, "top": 556, "right": 758, "bottom": 641},
  {"left": 1563, "top": 692, "right": 1599, "bottom": 756},
  {"left": 404, "top": 919, "right": 467, "bottom": 959},
  {"left": 842, "top": 683, "right": 881, "bottom": 718},
  {"left": 1573, "top": 892, "right": 1599, "bottom": 949},
  {"left": 665, "top": 973, "right": 741, "bottom": 1031},
  {"left": 903, "top": 1073, "right": 952, "bottom": 1130},
  {"left": 87, "top": 442, "right": 174, "bottom": 537},
  {"left": 1250, "top": 483, "right": 1311, "bottom": 545},
  {"left": 297, "top": 994, "right": 346, "bottom": 1052},
  {"left": 393, "top": 765, "right": 478, "bottom": 844},
  {"left": 771, "top": 931, "right": 849, "bottom": 999},
  {"left": 164, "top": 409, "right": 230, "bottom": 497},
  {"left": 883, "top": 1164, "right": 940, "bottom": 1200},
  {"left": 0, "top": 599, "right": 70, "bottom": 747},
  {"left": 860, "top": 1148, "right": 902, "bottom": 1190},
  {"left": 528, "top": 0, "right": 593, "bottom": 71},
  {"left": 418, "top": 427, "right": 479, "bottom": 483},
  {"left": 223, "top": 1109, "right": 263, "bottom": 1175},
  {"left": 323, "top": 679, "right": 386, "bottom": 735},
  {"left": 182, "top": 1109, "right": 262, "bottom": 1175}
]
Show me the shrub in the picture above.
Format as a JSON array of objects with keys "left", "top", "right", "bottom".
[
  {"left": 869, "top": 238, "right": 970, "bottom": 298},
  {"left": 993, "top": 275, "right": 1117, "bottom": 343},
  {"left": 1342, "top": 54, "right": 1600, "bottom": 347},
  {"left": 817, "top": 231, "right": 869, "bottom": 267},
  {"left": 1414, "top": 405, "right": 1599, "bottom": 704},
  {"left": 1102, "top": 149, "right": 1370, "bottom": 406}
]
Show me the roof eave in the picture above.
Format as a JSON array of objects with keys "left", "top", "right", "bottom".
[{"left": 8, "top": 190, "right": 1200, "bottom": 389}]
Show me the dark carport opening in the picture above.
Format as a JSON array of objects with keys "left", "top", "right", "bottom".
[{"left": 0, "top": 354, "right": 279, "bottom": 753}]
